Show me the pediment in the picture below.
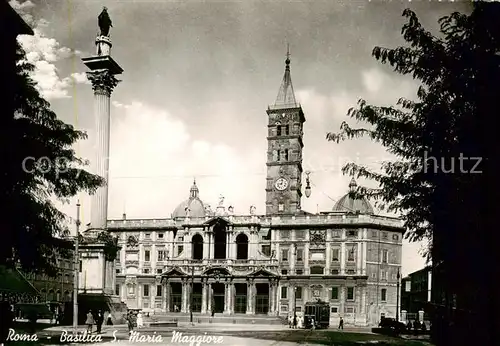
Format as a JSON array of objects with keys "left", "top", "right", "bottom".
[
  {"left": 163, "top": 267, "right": 187, "bottom": 277},
  {"left": 249, "top": 268, "right": 277, "bottom": 277},
  {"left": 202, "top": 267, "right": 231, "bottom": 276},
  {"left": 203, "top": 216, "right": 232, "bottom": 226}
]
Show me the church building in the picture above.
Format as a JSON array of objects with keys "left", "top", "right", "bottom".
[{"left": 108, "top": 54, "right": 403, "bottom": 326}]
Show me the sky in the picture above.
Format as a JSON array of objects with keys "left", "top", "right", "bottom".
[{"left": 11, "top": 0, "right": 472, "bottom": 276}]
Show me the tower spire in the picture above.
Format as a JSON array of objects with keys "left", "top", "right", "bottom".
[
  {"left": 274, "top": 44, "right": 297, "bottom": 107},
  {"left": 190, "top": 178, "right": 199, "bottom": 199}
]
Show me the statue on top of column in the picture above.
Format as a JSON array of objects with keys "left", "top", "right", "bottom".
[{"left": 98, "top": 7, "right": 113, "bottom": 37}]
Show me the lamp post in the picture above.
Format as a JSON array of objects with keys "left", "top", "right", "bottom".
[
  {"left": 293, "top": 286, "right": 298, "bottom": 328},
  {"left": 73, "top": 201, "right": 80, "bottom": 333},
  {"left": 396, "top": 269, "right": 401, "bottom": 322},
  {"left": 190, "top": 265, "right": 194, "bottom": 324}
]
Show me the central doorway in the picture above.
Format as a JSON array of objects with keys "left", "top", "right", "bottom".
[{"left": 212, "top": 283, "right": 225, "bottom": 313}]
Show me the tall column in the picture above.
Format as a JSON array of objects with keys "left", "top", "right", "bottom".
[
  {"left": 165, "top": 282, "right": 170, "bottom": 312},
  {"left": 224, "top": 282, "right": 230, "bottom": 314},
  {"left": 207, "top": 284, "right": 212, "bottom": 312},
  {"left": 201, "top": 282, "right": 207, "bottom": 314},
  {"left": 181, "top": 279, "right": 188, "bottom": 313},
  {"left": 357, "top": 243, "right": 362, "bottom": 275},
  {"left": 340, "top": 242, "right": 346, "bottom": 275},
  {"left": 83, "top": 35, "right": 123, "bottom": 232}
]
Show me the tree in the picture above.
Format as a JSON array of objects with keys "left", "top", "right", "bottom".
[
  {"left": 327, "top": 4, "right": 500, "bottom": 346},
  {"left": 0, "top": 42, "right": 105, "bottom": 277}
]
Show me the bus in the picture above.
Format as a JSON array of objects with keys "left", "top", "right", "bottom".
[{"left": 304, "top": 300, "right": 330, "bottom": 329}]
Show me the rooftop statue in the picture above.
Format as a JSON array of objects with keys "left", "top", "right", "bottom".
[{"left": 98, "top": 6, "right": 113, "bottom": 37}]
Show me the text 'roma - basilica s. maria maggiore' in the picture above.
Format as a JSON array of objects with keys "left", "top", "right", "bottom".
[{"left": 79, "top": 12, "right": 403, "bottom": 327}]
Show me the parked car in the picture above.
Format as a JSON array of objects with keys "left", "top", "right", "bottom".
[{"left": 379, "top": 317, "right": 406, "bottom": 332}]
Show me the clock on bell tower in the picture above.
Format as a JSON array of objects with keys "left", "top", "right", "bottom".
[{"left": 265, "top": 48, "right": 306, "bottom": 215}]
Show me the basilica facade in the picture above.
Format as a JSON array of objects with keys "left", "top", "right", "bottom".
[{"left": 108, "top": 56, "right": 403, "bottom": 326}]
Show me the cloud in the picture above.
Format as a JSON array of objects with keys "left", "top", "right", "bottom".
[
  {"left": 91, "top": 101, "right": 265, "bottom": 220},
  {"left": 362, "top": 68, "right": 386, "bottom": 93},
  {"left": 12, "top": 2, "right": 88, "bottom": 100}
]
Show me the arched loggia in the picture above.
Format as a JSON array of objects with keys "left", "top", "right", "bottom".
[
  {"left": 236, "top": 233, "right": 249, "bottom": 260},
  {"left": 192, "top": 234, "right": 204, "bottom": 260}
]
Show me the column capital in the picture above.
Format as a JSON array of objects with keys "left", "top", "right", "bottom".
[{"left": 87, "top": 69, "right": 120, "bottom": 96}]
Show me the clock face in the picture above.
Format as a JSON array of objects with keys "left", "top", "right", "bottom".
[{"left": 275, "top": 177, "right": 289, "bottom": 191}]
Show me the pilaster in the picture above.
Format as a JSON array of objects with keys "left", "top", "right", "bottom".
[
  {"left": 201, "top": 281, "right": 207, "bottom": 314},
  {"left": 340, "top": 242, "right": 346, "bottom": 275}
]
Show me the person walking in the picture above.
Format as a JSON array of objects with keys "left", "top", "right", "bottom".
[
  {"left": 126, "top": 312, "right": 134, "bottom": 334},
  {"left": 338, "top": 316, "right": 344, "bottom": 330},
  {"left": 95, "top": 310, "right": 104, "bottom": 334},
  {"left": 85, "top": 310, "right": 94, "bottom": 334},
  {"left": 136, "top": 311, "right": 144, "bottom": 328}
]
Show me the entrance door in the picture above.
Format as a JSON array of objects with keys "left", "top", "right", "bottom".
[
  {"left": 255, "top": 283, "right": 269, "bottom": 314},
  {"left": 212, "top": 283, "right": 225, "bottom": 313}
]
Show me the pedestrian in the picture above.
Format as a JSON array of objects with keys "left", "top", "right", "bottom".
[
  {"left": 136, "top": 311, "right": 144, "bottom": 328},
  {"left": 96, "top": 310, "right": 104, "bottom": 334},
  {"left": 126, "top": 312, "right": 134, "bottom": 334},
  {"left": 293, "top": 314, "right": 297, "bottom": 329},
  {"left": 85, "top": 310, "right": 94, "bottom": 334},
  {"left": 338, "top": 316, "right": 344, "bottom": 330},
  {"left": 311, "top": 318, "right": 315, "bottom": 330}
]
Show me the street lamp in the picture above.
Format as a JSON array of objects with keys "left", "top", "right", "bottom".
[
  {"left": 304, "top": 172, "right": 311, "bottom": 198},
  {"left": 73, "top": 201, "right": 81, "bottom": 333},
  {"left": 396, "top": 269, "right": 401, "bottom": 322},
  {"left": 294, "top": 286, "right": 298, "bottom": 328}
]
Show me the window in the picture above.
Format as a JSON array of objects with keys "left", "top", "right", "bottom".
[
  {"left": 331, "top": 269, "right": 339, "bottom": 275},
  {"left": 381, "top": 271, "right": 388, "bottom": 280},
  {"left": 157, "top": 268, "right": 163, "bottom": 274},
  {"left": 143, "top": 268, "right": 150, "bottom": 274},
  {"left": 347, "top": 287, "right": 354, "bottom": 300},
  {"left": 145, "top": 250, "right": 150, "bottom": 262},
  {"left": 347, "top": 246, "right": 355, "bottom": 262},
  {"left": 345, "top": 307, "right": 354, "bottom": 313},
  {"left": 277, "top": 125, "right": 282, "bottom": 136},
  {"left": 79, "top": 260, "right": 82, "bottom": 272},
  {"left": 143, "top": 285, "right": 149, "bottom": 297},
  {"left": 177, "top": 245, "right": 183, "bottom": 254},
  {"left": 157, "top": 250, "right": 167, "bottom": 261},
  {"left": 382, "top": 232, "right": 388, "bottom": 240},
  {"left": 116, "top": 269, "right": 120, "bottom": 274},
  {"left": 281, "top": 249, "right": 289, "bottom": 262},
  {"left": 331, "top": 248, "right": 339, "bottom": 261},
  {"left": 347, "top": 230, "right": 357, "bottom": 237},
  {"left": 283, "top": 125, "right": 289, "bottom": 135},
  {"left": 382, "top": 249, "right": 388, "bottom": 263},
  {"left": 310, "top": 266, "right": 324, "bottom": 275},
  {"left": 156, "top": 285, "right": 162, "bottom": 297},
  {"left": 381, "top": 288, "right": 387, "bottom": 302},
  {"left": 331, "top": 287, "right": 339, "bottom": 300},
  {"left": 371, "top": 230, "right": 377, "bottom": 238},
  {"left": 284, "top": 149, "right": 289, "bottom": 161},
  {"left": 278, "top": 203, "right": 284, "bottom": 212},
  {"left": 262, "top": 245, "right": 271, "bottom": 257},
  {"left": 295, "top": 287, "right": 302, "bottom": 299},
  {"left": 331, "top": 307, "right": 338, "bottom": 313},
  {"left": 296, "top": 230, "right": 305, "bottom": 239},
  {"left": 296, "top": 306, "right": 302, "bottom": 312},
  {"left": 332, "top": 230, "right": 340, "bottom": 238},
  {"left": 405, "top": 281, "right": 411, "bottom": 292},
  {"left": 158, "top": 233, "right": 164, "bottom": 239},
  {"left": 281, "top": 269, "right": 288, "bottom": 275},
  {"left": 281, "top": 286, "right": 287, "bottom": 299},
  {"left": 280, "top": 230, "right": 289, "bottom": 239},
  {"left": 145, "top": 233, "right": 151, "bottom": 239},
  {"left": 372, "top": 272, "right": 376, "bottom": 279},
  {"left": 296, "top": 249, "right": 303, "bottom": 261},
  {"left": 115, "top": 284, "right": 120, "bottom": 296},
  {"left": 178, "top": 236, "right": 184, "bottom": 242},
  {"left": 347, "top": 269, "right": 355, "bottom": 274},
  {"left": 392, "top": 234, "right": 399, "bottom": 240},
  {"left": 296, "top": 269, "right": 303, "bottom": 275}
]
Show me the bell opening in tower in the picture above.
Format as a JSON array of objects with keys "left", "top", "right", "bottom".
[{"left": 213, "top": 223, "right": 226, "bottom": 259}]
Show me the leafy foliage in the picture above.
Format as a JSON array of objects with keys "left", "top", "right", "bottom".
[
  {"left": 327, "top": 4, "right": 500, "bottom": 345},
  {"left": 0, "top": 42, "right": 104, "bottom": 276}
]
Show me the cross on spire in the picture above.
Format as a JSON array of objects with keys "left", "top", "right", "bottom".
[{"left": 273, "top": 43, "right": 297, "bottom": 107}]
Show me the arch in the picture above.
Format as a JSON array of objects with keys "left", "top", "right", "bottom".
[
  {"left": 56, "top": 289, "right": 61, "bottom": 301},
  {"left": 235, "top": 233, "right": 249, "bottom": 260},
  {"left": 48, "top": 289, "right": 55, "bottom": 301},
  {"left": 64, "top": 290, "right": 70, "bottom": 302},
  {"left": 213, "top": 222, "right": 226, "bottom": 259},
  {"left": 192, "top": 233, "right": 204, "bottom": 260}
]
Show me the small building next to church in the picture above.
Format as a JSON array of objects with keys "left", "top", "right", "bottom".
[{"left": 103, "top": 54, "right": 404, "bottom": 326}]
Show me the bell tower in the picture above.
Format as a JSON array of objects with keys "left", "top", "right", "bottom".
[{"left": 265, "top": 47, "right": 306, "bottom": 215}]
